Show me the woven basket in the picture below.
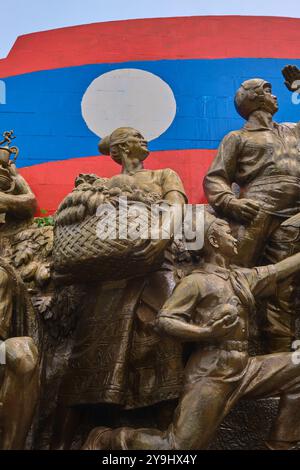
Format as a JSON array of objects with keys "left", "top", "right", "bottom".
[{"left": 52, "top": 199, "right": 164, "bottom": 283}]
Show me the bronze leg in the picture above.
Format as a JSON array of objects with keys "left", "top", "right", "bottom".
[
  {"left": 231, "top": 210, "right": 281, "bottom": 267},
  {"left": 264, "top": 279, "right": 297, "bottom": 352},
  {"left": 0, "top": 337, "right": 39, "bottom": 449},
  {"left": 50, "top": 405, "right": 83, "bottom": 450},
  {"left": 263, "top": 214, "right": 300, "bottom": 352},
  {"left": 241, "top": 353, "right": 300, "bottom": 445},
  {"left": 86, "top": 379, "right": 235, "bottom": 450}
]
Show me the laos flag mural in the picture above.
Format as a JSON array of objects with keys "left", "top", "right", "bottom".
[{"left": 1, "top": 16, "right": 300, "bottom": 214}]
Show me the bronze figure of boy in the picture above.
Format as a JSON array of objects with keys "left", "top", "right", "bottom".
[{"left": 83, "top": 215, "right": 300, "bottom": 450}]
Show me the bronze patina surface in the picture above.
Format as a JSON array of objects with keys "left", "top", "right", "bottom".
[{"left": 2, "top": 66, "right": 300, "bottom": 450}]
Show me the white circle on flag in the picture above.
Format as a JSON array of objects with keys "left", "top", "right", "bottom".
[{"left": 81, "top": 68, "right": 176, "bottom": 141}]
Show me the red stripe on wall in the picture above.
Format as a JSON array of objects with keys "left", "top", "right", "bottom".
[
  {"left": 2, "top": 16, "right": 300, "bottom": 78},
  {"left": 19, "top": 149, "right": 216, "bottom": 215}
]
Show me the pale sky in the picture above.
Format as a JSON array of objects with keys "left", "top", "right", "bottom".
[{"left": 1, "top": 0, "right": 300, "bottom": 58}]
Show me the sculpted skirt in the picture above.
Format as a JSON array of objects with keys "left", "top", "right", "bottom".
[{"left": 58, "top": 260, "right": 184, "bottom": 409}]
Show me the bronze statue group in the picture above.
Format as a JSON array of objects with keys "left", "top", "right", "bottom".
[{"left": 1, "top": 65, "right": 300, "bottom": 450}]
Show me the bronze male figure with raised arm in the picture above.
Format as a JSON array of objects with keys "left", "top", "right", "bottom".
[{"left": 204, "top": 65, "right": 300, "bottom": 351}]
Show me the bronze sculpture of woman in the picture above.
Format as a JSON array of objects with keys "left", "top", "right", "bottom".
[{"left": 51, "top": 127, "right": 188, "bottom": 449}]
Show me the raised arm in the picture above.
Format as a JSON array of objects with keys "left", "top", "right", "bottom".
[
  {"left": 282, "top": 65, "right": 300, "bottom": 96},
  {"left": 274, "top": 252, "right": 300, "bottom": 282},
  {"left": 282, "top": 65, "right": 300, "bottom": 126},
  {"left": 247, "top": 252, "right": 300, "bottom": 300}
]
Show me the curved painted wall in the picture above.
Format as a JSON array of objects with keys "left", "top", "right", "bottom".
[{"left": 0, "top": 16, "right": 300, "bottom": 213}]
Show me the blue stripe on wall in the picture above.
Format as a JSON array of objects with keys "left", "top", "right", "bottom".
[{"left": 0, "top": 57, "right": 300, "bottom": 167}]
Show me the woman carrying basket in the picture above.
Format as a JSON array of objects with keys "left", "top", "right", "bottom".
[{"left": 51, "top": 127, "right": 188, "bottom": 449}]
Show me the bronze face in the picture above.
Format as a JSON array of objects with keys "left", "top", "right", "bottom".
[
  {"left": 260, "top": 82, "right": 279, "bottom": 115},
  {"left": 122, "top": 128, "right": 149, "bottom": 160},
  {"left": 208, "top": 221, "right": 239, "bottom": 258}
]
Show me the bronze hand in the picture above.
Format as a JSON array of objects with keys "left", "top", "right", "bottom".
[{"left": 282, "top": 65, "right": 300, "bottom": 92}]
